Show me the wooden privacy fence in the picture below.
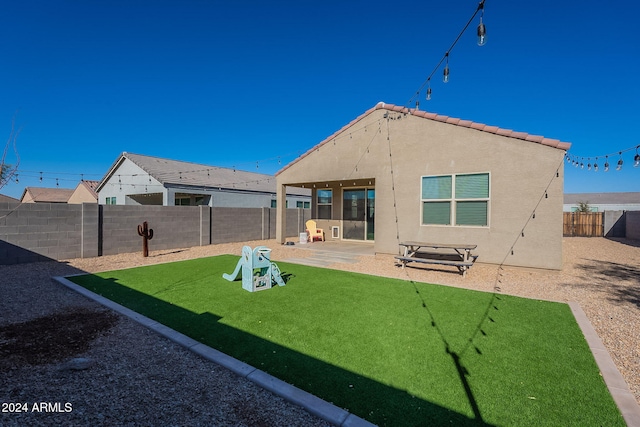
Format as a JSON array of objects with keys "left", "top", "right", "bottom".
[{"left": 563, "top": 212, "right": 604, "bottom": 237}]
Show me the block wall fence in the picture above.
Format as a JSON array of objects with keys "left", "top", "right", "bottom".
[{"left": 0, "top": 203, "right": 310, "bottom": 265}]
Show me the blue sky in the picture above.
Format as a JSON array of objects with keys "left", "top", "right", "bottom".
[{"left": 1, "top": 0, "right": 638, "bottom": 199}]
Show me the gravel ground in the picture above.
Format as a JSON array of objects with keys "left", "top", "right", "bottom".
[{"left": 0, "top": 237, "right": 638, "bottom": 426}]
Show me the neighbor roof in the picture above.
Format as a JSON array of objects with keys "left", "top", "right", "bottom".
[
  {"left": 564, "top": 192, "right": 640, "bottom": 205},
  {"left": 0, "top": 193, "right": 19, "bottom": 203},
  {"left": 21, "top": 187, "right": 74, "bottom": 203},
  {"left": 79, "top": 180, "right": 100, "bottom": 198},
  {"left": 277, "top": 102, "right": 572, "bottom": 175},
  {"left": 97, "top": 153, "right": 309, "bottom": 196}
]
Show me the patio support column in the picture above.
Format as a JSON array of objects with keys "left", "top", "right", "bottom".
[
  {"left": 275, "top": 183, "right": 286, "bottom": 244},
  {"left": 163, "top": 187, "right": 176, "bottom": 206}
]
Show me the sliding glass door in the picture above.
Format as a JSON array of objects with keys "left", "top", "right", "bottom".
[{"left": 342, "top": 188, "right": 375, "bottom": 241}]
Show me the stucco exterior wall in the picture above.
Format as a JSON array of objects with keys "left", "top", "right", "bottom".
[
  {"left": 98, "top": 158, "right": 165, "bottom": 205},
  {"left": 277, "top": 109, "right": 566, "bottom": 269},
  {"left": 68, "top": 184, "right": 97, "bottom": 204}
]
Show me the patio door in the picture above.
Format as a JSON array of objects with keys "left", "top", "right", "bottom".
[{"left": 342, "top": 188, "right": 375, "bottom": 241}]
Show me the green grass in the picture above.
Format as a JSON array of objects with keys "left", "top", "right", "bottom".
[{"left": 69, "top": 255, "right": 624, "bottom": 426}]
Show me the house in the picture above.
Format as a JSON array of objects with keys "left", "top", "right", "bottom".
[
  {"left": 563, "top": 192, "right": 640, "bottom": 212},
  {"left": 96, "top": 152, "right": 310, "bottom": 207},
  {"left": 275, "top": 102, "right": 570, "bottom": 270},
  {"left": 20, "top": 187, "right": 75, "bottom": 203},
  {"left": 67, "top": 180, "right": 99, "bottom": 204},
  {"left": 0, "top": 193, "right": 19, "bottom": 203}
]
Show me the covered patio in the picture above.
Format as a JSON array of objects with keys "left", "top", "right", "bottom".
[{"left": 276, "top": 178, "right": 377, "bottom": 244}]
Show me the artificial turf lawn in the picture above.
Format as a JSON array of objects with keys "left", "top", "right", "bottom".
[{"left": 70, "top": 255, "right": 624, "bottom": 426}]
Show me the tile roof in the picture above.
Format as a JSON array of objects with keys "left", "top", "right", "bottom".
[
  {"left": 79, "top": 180, "right": 100, "bottom": 198},
  {"left": 22, "top": 187, "right": 74, "bottom": 203},
  {"left": 277, "top": 102, "right": 572, "bottom": 175},
  {"left": 0, "top": 193, "right": 19, "bottom": 203},
  {"left": 98, "top": 153, "right": 309, "bottom": 196}
]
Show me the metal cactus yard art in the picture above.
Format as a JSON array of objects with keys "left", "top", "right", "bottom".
[{"left": 137, "top": 221, "right": 154, "bottom": 257}]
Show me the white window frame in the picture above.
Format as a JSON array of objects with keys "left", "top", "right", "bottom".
[
  {"left": 420, "top": 172, "right": 490, "bottom": 228},
  {"left": 316, "top": 189, "right": 332, "bottom": 219}
]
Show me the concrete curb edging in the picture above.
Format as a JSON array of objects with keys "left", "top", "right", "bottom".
[
  {"left": 569, "top": 301, "right": 640, "bottom": 427},
  {"left": 53, "top": 276, "right": 375, "bottom": 427}
]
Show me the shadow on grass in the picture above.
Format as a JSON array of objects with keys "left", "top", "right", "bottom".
[
  {"left": 569, "top": 259, "right": 640, "bottom": 309},
  {"left": 70, "top": 274, "right": 494, "bottom": 427}
]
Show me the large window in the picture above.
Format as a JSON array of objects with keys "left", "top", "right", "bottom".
[
  {"left": 317, "top": 189, "right": 332, "bottom": 219},
  {"left": 421, "top": 173, "right": 489, "bottom": 226}
]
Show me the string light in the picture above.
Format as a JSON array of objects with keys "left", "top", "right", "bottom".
[
  {"left": 443, "top": 53, "right": 450, "bottom": 83},
  {"left": 566, "top": 144, "right": 639, "bottom": 173},
  {"left": 407, "top": 0, "right": 486, "bottom": 106},
  {"left": 477, "top": 2, "right": 487, "bottom": 46},
  {"left": 616, "top": 152, "right": 623, "bottom": 171}
]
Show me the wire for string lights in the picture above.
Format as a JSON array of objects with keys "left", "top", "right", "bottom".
[
  {"left": 406, "top": 0, "right": 486, "bottom": 107},
  {"left": 566, "top": 144, "right": 640, "bottom": 172}
]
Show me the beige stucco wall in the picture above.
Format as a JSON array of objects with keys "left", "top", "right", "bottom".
[
  {"left": 277, "top": 108, "right": 566, "bottom": 270},
  {"left": 68, "top": 185, "right": 97, "bottom": 204},
  {"left": 20, "top": 193, "right": 35, "bottom": 203}
]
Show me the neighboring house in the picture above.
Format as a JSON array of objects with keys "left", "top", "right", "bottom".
[
  {"left": 0, "top": 194, "right": 19, "bottom": 203},
  {"left": 20, "top": 187, "right": 74, "bottom": 203},
  {"left": 96, "top": 152, "right": 310, "bottom": 207},
  {"left": 67, "top": 180, "right": 99, "bottom": 204},
  {"left": 276, "top": 102, "right": 570, "bottom": 270},
  {"left": 563, "top": 192, "right": 640, "bottom": 212}
]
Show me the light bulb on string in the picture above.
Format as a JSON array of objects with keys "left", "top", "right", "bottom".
[
  {"left": 604, "top": 156, "right": 610, "bottom": 172},
  {"left": 443, "top": 53, "right": 450, "bottom": 83},
  {"left": 616, "top": 152, "right": 623, "bottom": 171},
  {"left": 426, "top": 80, "right": 432, "bottom": 101},
  {"left": 587, "top": 158, "right": 591, "bottom": 170},
  {"left": 477, "top": 2, "right": 487, "bottom": 46},
  {"left": 594, "top": 158, "right": 599, "bottom": 172},
  {"left": 634, "top": 146, "right": 640, "bottom": 167}
]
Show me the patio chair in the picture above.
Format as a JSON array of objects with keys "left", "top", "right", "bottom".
[{"left": 305, "top": 220, "right": 325, "bottom": 242}]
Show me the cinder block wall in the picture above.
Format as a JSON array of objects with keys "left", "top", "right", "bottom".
[
  {"left": 604, "top": 210, "right": 626, "bottom": 238},
  {"left": 0, "top": 202, "right": 82, "bottom": 264},
  {"left": 211, "top": 207, "right": 262, "bottom": 244},
  {"left": 101, "top": 205, "right": 202, "bottom": 256},
  {"left": 0, "top": 203, "right": 310, "bottom": 264},
  {"left": 627, "top": 211, "right": 640, "bottom": 240}
]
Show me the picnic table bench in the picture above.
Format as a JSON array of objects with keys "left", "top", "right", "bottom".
[{"left": 395, "top": 241, "right": 478, "bottom": 277}]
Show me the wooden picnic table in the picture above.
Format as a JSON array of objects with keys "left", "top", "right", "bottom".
[{"left": 395, "top": 241, "right": 478, "bottom": 277}]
